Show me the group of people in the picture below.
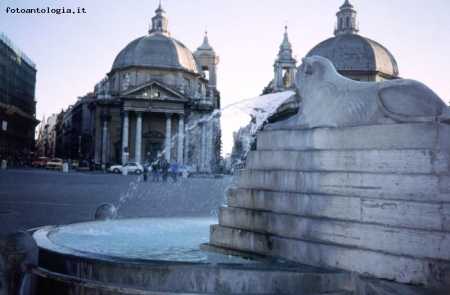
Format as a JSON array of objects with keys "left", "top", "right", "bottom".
[{"left": 143, "top": 158, "right": 178, "bottom": 182}]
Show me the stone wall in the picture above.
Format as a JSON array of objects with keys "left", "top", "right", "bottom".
[{"left": 208, "top": 123, "right": 450, "bottom": 293}]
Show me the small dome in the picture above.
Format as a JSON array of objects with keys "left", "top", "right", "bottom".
[
  {"left": 112, "top": 33, "right": 203, "bottom": 74},
  {"left": 306, "top": 34, "right": 399, "bottom": 77}
]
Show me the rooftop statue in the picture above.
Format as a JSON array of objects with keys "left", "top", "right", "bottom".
[{"left": 266, "top": 56, "right": 450, "bottom": 130}]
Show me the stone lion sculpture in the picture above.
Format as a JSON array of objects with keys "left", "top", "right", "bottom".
[{"left": 266, "top": 56, "right": 450, "bottom": 130}]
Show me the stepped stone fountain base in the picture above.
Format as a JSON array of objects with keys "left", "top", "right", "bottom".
[
  {"left": 33, "top": 220, "right": 354, "bottom": 294},
  {"left": 205, "top": 123, "right": 450, "bottom": 294}
]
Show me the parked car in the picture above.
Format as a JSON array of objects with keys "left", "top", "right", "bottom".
[
  {"left": 76, "top": 160, "right": 90, "bottom": 171},
  {"left": 108, "top": 162, "right": 143, "bottom": 174},
  {"left": 71, "top": 160, "right": 79, "bottom": 169},
  {"left": 31, "top": 157, "right": 51, "bottom": 168},
  {"left": 46, "top": 158, "right": 64, "bottom": 170},
  {"left": 90, "top": 161, "right": 102, "bottom": 171},
  {"left": 178, "top": 164, "right": 196, "bottom": 177}
]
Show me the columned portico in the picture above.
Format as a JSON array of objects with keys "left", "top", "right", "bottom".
[
  {"left": 135, "top": 112, "right": 142, "bottom": 163},
  {"left": 165, "top": 113, "right": 172, "bottom": 160},
  {"left": 122, "top": 111, "right": 129, "bottom": 164}
]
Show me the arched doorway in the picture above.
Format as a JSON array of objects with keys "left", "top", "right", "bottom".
[{"left": 143, "top": 130, "right": 165, "bottom": 161}]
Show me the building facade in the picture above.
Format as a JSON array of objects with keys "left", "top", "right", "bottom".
[
  {"left": 88, "top": 4, "right": 221, "bottom": 172},
  {"left": 35, "top": 113, "right": 58, "bottom": 158},
  {"left": 59, "top": 96, "right": 94, "bottom": 160},
  {"left": 0, "top": 32, "right": 39, "bottom": 163}
]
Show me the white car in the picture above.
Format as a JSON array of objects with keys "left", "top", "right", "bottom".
[
  {"left": 108, "top": 162, "right": 143, "bottom": 174},
  {"left": 178, "top": 164, "right": 196, "bottom": 177}
]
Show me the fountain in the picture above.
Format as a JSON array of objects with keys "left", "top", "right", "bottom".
[
  {"left": 2, "top": 56, "right": 449, "bottom": 294},
  {"left": 203, "top": 56, "right": 450, "bottom": 294},
  {"left": 35, "top": 217, "right": 242, "bottom": 263},
  {"left": 10, "top": 90, "right": 356, "bottom": 295},
  {"left": 31, "top": 215, "right": 352, "bottom": 294}
]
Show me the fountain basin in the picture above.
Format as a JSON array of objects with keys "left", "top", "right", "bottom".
[
  {"left": 40, "top": 217, "right": 246, "bottom": 263},
  {"left": 32, "top": 217, "right": 353, "bottom": 294}
]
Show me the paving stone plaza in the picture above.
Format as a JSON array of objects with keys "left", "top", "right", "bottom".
[{"left": 0, "top": 169, "right": 234, "bottom": 236}]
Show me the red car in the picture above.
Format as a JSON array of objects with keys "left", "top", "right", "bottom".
[{"left": 31, "top": 157, "right": 51, "bottom": 168}]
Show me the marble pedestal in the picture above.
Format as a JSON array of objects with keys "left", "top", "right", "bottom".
[{"left": 207, "top": 123, "right": 450, "bottom": 293}]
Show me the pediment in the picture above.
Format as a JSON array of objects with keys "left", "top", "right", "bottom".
[{"left": 122, "top": 80, "right": 186, "bottom": 101}]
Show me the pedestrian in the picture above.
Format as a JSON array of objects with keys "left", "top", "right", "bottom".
[
  {"left": 143, "top": 161, "right": 150, "bottom": 181},
  {"left": 161, "top": 159, "right": 170, "bottom": 182},
  {"left": 151, "top": 159, "right": 160, "bottom": 182},
  {"left": 230, "top": 166, "right": 235, "bottom": 175},
  {"left": 170, "top": 160, "right": 179, "bottom": 182}
]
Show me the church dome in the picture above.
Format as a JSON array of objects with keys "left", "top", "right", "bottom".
[
  {"left": 306, "top": 0, "right": 399, "bottom": 78},
  {"left": 306, "top": 34, "right": 399, "bottom": 76},
  {"left": 111, "top": 33, "right": 203, "bottom": 74},
  {"left": 111, "top": 3, "right": 202, "bottom": 75}
]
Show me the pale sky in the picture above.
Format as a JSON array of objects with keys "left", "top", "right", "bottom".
[{"left": 1, "top": 0, "right": 449, "bottom": 155}]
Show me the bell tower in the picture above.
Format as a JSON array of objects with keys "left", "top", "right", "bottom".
[
  {"left": 194, "top": 32, "right": 220, "bottom": 92},
  {"left": 334, "top": 0, "right": 359, "bottom": 35},
  {"left": 273, "top": 26, "right": 297, "bottom": 92},
  {"left": 149, "top": 1, "right": 170, "bottom": 36}
]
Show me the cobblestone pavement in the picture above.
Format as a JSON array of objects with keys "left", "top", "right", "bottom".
[{"left": 0, "top": 168, "right": 236, "bottom": 237}]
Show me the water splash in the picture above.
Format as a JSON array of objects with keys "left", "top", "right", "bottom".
[
  {"left": 220, "top": 90, "right": 296, "bottom": 156},
  {"left": 156, "top": 91, "right": 295, "bottom": 166}
]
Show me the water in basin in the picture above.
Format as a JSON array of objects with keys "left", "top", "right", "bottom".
[{"left": 47, "top": 217, "right": 251, "bottom": 264}]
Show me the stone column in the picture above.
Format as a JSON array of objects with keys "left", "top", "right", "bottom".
[
  {"left": 165, "top": 113, "right": 172, "bottom": 161},
  {"left": 135, "top": 112, "right": 142, "bottom": 164},
  {"left": 274, "top": 64, "right": 282, "bottom": 91},
  {"left": 201, "top": 120, "right": 206, "bottom": 171},
  {"left": 206, "top": 117, "right": 213, "bottom": 172},
  {"left": 122, "top": 111, "right": 129, "bottom": 164},
  {"left": 184, "top": 119, "right": 189, "bottom": 164},
  {"left": 101, "top": 114, "right": 109, "bottom": 164},
  {"left": 177, "top": 114, "right": 185, "bottom": 164}
]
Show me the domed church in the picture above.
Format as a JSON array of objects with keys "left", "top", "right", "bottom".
[
  {"left": 306, "top": 0, "right": 399, "bottom": 81},
  {"left": 89, "top": 3, "right": 221, "bottom": 172}
]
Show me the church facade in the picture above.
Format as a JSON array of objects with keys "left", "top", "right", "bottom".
[{"left": 88, "top": 4, "right": 221, "bottom": 172}]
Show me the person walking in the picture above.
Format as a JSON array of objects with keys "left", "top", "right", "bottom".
[
  {"left": 143, "top": 161, "right": 150, "bottom": 181},
  {"left": 151, "top": 159, "right": 160, "bottom": 182},
  {"left": 161, "top": 159, "right": 170, "bottom": 182},
  {"left": 170, "top": 160, "right": 179, "bottom": 182}
]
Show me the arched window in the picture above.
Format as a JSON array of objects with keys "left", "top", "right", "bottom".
[
  {"left": 339, "top": 18, "right": 343, "bottom": 29},
  {"left": 346, "top": 17, "right": 349, "bottom": 27}
]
